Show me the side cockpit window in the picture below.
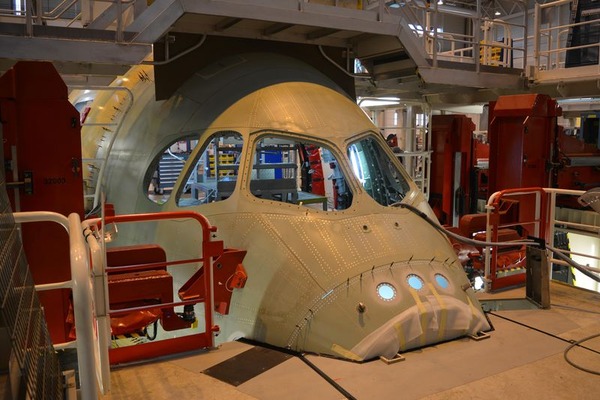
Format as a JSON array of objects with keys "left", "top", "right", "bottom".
[
  {"left": 250, "top": 136, "right": 352, "bottom": 211},
  {"left": 348, "top": 136, "right": 411, "bottom": 206},
  {"left": 177, "top": 131, "right": 243, "bottom": 207},
  {"left": 146, "top": 138, "right": 198, "bottom": 204}
]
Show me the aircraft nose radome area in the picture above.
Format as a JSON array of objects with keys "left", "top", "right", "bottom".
[
  {"left": 218, "top": 210, "right": 489, "bottom": 361},
  {"left": 348, "top": 295, "right": 490, "bottom": 360},
  {"left": 285, "top": 258, "right": 490, "bottom": 361}
]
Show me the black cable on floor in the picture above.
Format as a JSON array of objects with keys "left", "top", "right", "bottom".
[
  {"left": 239, "top": 338, "right": 357, "bottom": 400},
  {"left": 564, "top": 333, "right": 600, "bottom": 375},
  {"left": 297, "top": 354, "right": 358, "bottom": 400},
  {"left": 487, "top": 311, "right": 600, "bottom": 354},
  {"left": 488, "top": 311, "right": 600, "bottom": 357}
]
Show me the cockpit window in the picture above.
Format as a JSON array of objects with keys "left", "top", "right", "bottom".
[
  {"left": 146, "top": 137, "right": 198, "bottom": 204},
  {"left": 177, "top": 131, "right": 243, "bottom": 207},
  {"left": 249, "top": 136, "right": 352, "bottom": 211},
  {"left": 347, "top": 136, "right": 411, "bottom": 206}
]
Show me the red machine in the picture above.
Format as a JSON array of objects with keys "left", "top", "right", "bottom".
[
  {"left": 488, "top": 94, "right": 561, "bottom": 192},
  {"left": 553, "top": 113, "right": 600, "bottom": 204},
  {"left": 100, "top": 211, "right": 248, "bottom": 365},
  {"left": 1, "top": 62, "right": 249, "bottom": 363},
  {"left": 452, "top": 94, "right": 560, "bottom": 291},
  {"left": 429, "top": 114, "right": 482, "bottom": 226},
  {"left": 105, "top": 243, "right": 247, "bottom": 333},
  {"left": 0, "top": 61, "right": 84, "bottom": 344}
]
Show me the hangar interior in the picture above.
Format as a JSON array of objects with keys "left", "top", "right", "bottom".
[{"left": 1, "top": 1, "right": 600, "bottom": 399}]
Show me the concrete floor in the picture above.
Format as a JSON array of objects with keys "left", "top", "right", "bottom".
[{"left": 99, "top": 282, "right": 600, "bottom": 400}]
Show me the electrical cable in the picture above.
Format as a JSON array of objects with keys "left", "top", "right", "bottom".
[
  {"left": 392, "top": 202, "right": 600, "bottom": 283},
  {"left": 551, "top": 303, "right": 600, "bottom": 315},
  {"left": 145, "top": 320, "right": 158, "bottom": 341},
  {"left": 564, "top": 333, "right": 600, "bottom": 375},
  {"left": 141, "top": 35, "right": 207, "bottom": 66},
  {"left": 317, "top": 45, "right": 372, "bottom": 80},
  {"left": 489, "top": 311, "right": 600, "bottom": 376},
  {"left": 298, "top": 354, "right": 358, "bottom": 400},
  {"left": 394, "top": 201, "right": 600, "bottom": 376},
  {"left": 392, "top": 202, "right": 538, "bottom": 247},
  {"left": 547, "top": 245, "right": 600, "bottom": 283}
]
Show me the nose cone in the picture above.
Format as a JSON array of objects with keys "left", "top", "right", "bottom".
[{"left": 287, "top": 259, "right": 490, "bottom": 361}]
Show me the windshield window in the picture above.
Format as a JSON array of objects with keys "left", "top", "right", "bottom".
[
  {"left": 177, "top": 131, "right": 243, "bottom": 207},
  {"left": 146, "top": 137, "right": 198, "bottom": 204},
  {"left": 250, "top": 135, "right": 352, "bottom": 211},
  {"left": 347, "top": 136, "right": 411, "bottom": 206}
]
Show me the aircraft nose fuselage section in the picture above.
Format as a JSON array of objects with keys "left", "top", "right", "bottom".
[
  {"left": 208, "top": 209, "right": 489, "bottom": 361},
  {"left": 81, "top": 54, "right": 491, "bottom": 362}
]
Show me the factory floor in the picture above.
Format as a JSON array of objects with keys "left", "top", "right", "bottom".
[{"left": 99, "top": 282, "right": 600, "bottom": 400}]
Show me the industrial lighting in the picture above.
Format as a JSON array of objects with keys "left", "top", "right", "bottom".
[
  {"left": 14, "top": 0, "right": 22, "bottom": 15},
  {"left": 495, "top": 10, "right": 501, "bottom": 16},
  {"left": 358, "top": 97, "right": 401, "bottom": 107},
  {"left": 473, "top": 276, "right": 485, "bottom": 291},
  {"left": 438, "top": 0, "right": 444, "bottom": 4}
]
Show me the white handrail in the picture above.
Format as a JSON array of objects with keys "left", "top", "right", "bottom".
[
  {"left": 13, "top": 210, "right": 69, "bottom": 229},
  {"left": 82, "top": 218, "right": 111, "bottom": 394},
  {"left": 68, "top": 212, "right": 99, "bottom": 400},
  {"left": 13, "top": 211, "right": 101, "bottom": 399},
  {"left": 534, "top": 0, "right": 600, "bottom": 73},
  {"left": 72, "top": 85, "right": 134, "bottom": 211},
  {"left": 483, "top": 187, "right": 600, "bottom": 291}
]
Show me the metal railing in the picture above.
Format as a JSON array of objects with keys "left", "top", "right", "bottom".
[
  {"left": 11, "top": 208, "right": 224, "bottom": 397},
  {"left": 396, "top": 150, "right": 431, "bottom": 200},
  {"left": 533, "top": 0, "right": 600, "bottom": 78},
  {"left": 73, "top": 85, "right": 134, "bottom": 213},
  {"left": 483, "top": 187, "right": 546, "bottom": 291},
  {"left": 482, "top": 187, "right": 600, "bottom": 292},
  {"left": 392, "top": 0, "right": 527, "bottom": 70},
  {"left": 1, "top": 0, "right": 135, "bottom": 38},
  {"left": 82, "top": 210, "right": 223, "bottom": 367},
  {"left": 13, "top": 211, "right": 100, "bottom": 399}
]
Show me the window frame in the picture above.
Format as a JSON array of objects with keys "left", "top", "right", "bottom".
[
  {"left": 241, "top": 130, "right": 357, "bottom": 212},
  {"left": 173, "top": 130, "right": 244, "bottom": 207},
  {"left": 345, "top": 130, "right": 416, "bottom": 207}
]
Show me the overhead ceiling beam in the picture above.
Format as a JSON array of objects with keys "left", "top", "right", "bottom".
[
  {"left": 262, "top": 22, "right": 293, "bottom": 36},
  {"left": 0, "top": 35, "right": 150, "bottom": 65},
  {"left": 306, "top": 27, "right": 340, "bottom": 40},
  {"left": 214, "top": 17, "right": 243, "bottom": 32}
]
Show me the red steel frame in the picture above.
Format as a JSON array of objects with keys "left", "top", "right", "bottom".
[
  {"left": 485, "top": 187, "right": 548, "bottom": 291},
  {"left": 99, "top": 211, "right": 224, "bottom": 365}
]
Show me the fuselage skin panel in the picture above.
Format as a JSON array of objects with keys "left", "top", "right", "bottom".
[{"left": 78, "top": 53, "right": 490, "bottom": 361}]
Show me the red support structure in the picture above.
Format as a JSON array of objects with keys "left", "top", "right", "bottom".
[
  {"left": 488, "top": 94, "right": 561, "bottom": 193},
  {"left": 96, "top": 211, "right": 241, "bottom": 365},
  {"left": 430, "top": 114, "right": 477, "bottom": 226},
  {"left": 484, "top": 187, "right": 548, "bottom": 291},
  {"left": 0, "top": 61, "right": 84, "bottom": 344}
]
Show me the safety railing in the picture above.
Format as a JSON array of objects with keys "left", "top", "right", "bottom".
[
  {"left": 13, "top": 211, "right": 100, "bottom": 400},
  {"left": 0, "top": 0, "right": 135, "bottom": 37},
  {"left": 483, "top": 187, "right": 546, "bottom": 291},
  {"left": 82, "top": 210, "right": 223, "bottom": 367},
  {"left": 12, "top": 208, "right": 224, "bottom": 397},
  {"left": 532, "top": 0, "right": 600, "bottom": 80},
  {"left": 396, "top": 150, "right": 431, "bottom": 200},
  {"left": 483, "top": 187, "right": 600, "bottom": 292},
  {"left": 392, "top": 0, "right": 527, "bottom": 70},
  {"left": 545, "top": 188, "right": 600, "bottom": 291},
  {"left": 72, "top": 85, "right": 134, "bottom": 213}
]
